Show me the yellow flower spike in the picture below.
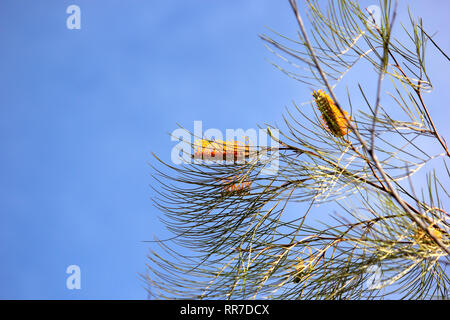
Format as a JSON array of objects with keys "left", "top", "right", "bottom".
[
  {"left": 413, "top": 224, "right": 444, "bottom": 248},
  {"left": 220, "top": 175, "right": 252, "bottom": 194},
  {"left": 312, "top": 89, "right": 352, "bottom": 137},
  {"left": 292, "top": 258, "right": 306, "bottom": 283},
  {"left": 193, "top": 138, "right": 250, "bottom": 161},
  {"left": 429, "top": 227, "right": 443, "bottom": 240},
  {"left": 193, "top": 139, "right": 205, "bottom": 159}
]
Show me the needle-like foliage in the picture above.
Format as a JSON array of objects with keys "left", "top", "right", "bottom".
[{"left": 144, "top": 0, "right": 449, "bottom": 299}]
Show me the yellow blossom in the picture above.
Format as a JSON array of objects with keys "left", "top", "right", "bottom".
[
  {"left": 220, "top": 175, "right": 251, "bottom": 194},
  {"left": 312, "top": 89, "right": 352, "bottom": 137},
  {"left": 193, "top": 138, "right": 250, "bottom": 161}
]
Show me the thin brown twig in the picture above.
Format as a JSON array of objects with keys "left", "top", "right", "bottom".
[{"left": 388, "top": 51, "right": 450, "bottom": 157}]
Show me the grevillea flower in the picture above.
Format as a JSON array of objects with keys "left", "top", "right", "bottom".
[
  {"left": 193, "top": 138, "right": 250, "bottom": 161},
  {"left": 413, "top": 225, "right": 443, "bottom": 247},
  {"left": 292, "top": 258, "right": 305, "bottom": 283},
  {"left": 220, "top": 175, "right": 251, "bottom": 194},
  {"left": 312, "top": 89, "right": 352, "bottom": 137}
]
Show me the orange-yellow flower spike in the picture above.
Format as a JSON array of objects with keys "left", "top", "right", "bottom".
[
  {"left": 220, "top": 175, "right": 252, "bottom": 194},
  {"left": 193, "top": 138, "right": 250, "bottom": 161},
  {"left": 312, "top": 89, "right": 352, "bottom": 137}
]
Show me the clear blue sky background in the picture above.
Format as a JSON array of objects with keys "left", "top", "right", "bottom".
[{"left": 0, "top": 1, "right": 449, "bottom": 299}]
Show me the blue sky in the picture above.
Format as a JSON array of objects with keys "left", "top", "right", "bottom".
[{"left": 0, "top": 1, "right": 449, "bottom": 299}]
